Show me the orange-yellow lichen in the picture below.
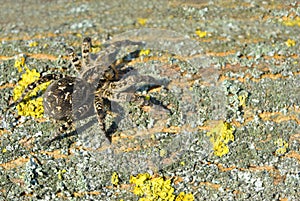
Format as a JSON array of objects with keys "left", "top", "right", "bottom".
[
  {"left": 139, "top": 49, "right": 151, "bottom": 57},
  {"left": 14, "top": 55, "right": 26, "bottom": 72},
  {"left": 238, "top": 93, "right": 248, "bottom": 107},
  {"left": 175, "top": 192, "right": 194, "bottom": 201},
  {"left": 130, "top": 173, "right": 194, "bottom": 201},
  {"left": 29, "top": 41, "right": 38, "bottom": 47},
  {"left": 285, "top": 39, "right": 296, "bottom": 47},
  {"left": 13, "top": 58, "right": 51, "bottom": 118},
  {"left": 207, "top": 121, "right": 235, "bottom": 157},
  {"left": 137, "top": 18, "right": 147, "bottom": 26},
  {"left": 282, "top": 16, "right": 300, "bottom": 27},
  {"left": 111, "top": 172, "right": 120, "bottom": 186},
  {"left": 195, "top": 28, "right": 207, "bottom": 38},
  {"left": 58, "top": 169, "right": 67, "bottom": 180},
  {"left": 274, "top": 138, "right": 288, "bottom": 156}
]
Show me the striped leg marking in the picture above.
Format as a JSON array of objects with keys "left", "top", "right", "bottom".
[
  {"left": 82, "top": 37, "right": 92, "bottom": 67},
  {"left": 66, "top": 47, "right": 82, "bottom": 72}
]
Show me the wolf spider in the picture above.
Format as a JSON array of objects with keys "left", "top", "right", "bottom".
[{"left": 13, "top": 37, "right": 166, "bottom": 145}]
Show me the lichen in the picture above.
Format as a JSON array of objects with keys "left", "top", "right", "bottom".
[
  {"left": 195, "top": 28, "right": 207, "bottom": 38},
  {"left": 13, "top": 57, "right": 51, "bottom": 118},
  {"left": 238, "top": 91, "right": 248, "bottom": 107},
  {"left": 207, "top": 121, "right": 235, "bottom": 157},
  {"left": 58, "top": 169, "right": 67, "bottom": 180},
  {"left": 130, "top": 173, "right": 194, "bottom": 201},
  {"left": 111, "top": 172, "right": 119, "bottom": 186},
  {"left": 282, "top": 16, "right": 300, "bottom": 27},
  {"left": 175, "top": 192, "right": 194, "bottom": 201},
  {"left": 28, "top": 41, "right": 39, "bottom": 47},
  {"left": 139, "top": 49, "right": 151, "bottom": 57},
  {"left": 285, "top": 39, "right": 296, "bottom": 47},
  {"left": 137, "top": 18, "right": 147, "bottom": 26},
  {"left": 274, "top": 138, "right": 288, "bottom": 156}
]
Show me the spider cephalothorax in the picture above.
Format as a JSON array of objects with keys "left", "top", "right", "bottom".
[{"left": 13, "top": 37, "right": 165, "bottom": 145}]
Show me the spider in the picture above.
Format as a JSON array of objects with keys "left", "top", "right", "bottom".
[{"left": 12, "top": 37, "right": 167, "bottom": 145}]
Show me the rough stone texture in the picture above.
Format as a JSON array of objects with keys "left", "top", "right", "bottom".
[{"left": 0, "top": 0, "right": 300, "bottom": 200}]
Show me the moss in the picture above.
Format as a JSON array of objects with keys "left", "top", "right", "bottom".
[{"left": 207, "top": 121, "right": 235, "bottom": 157}]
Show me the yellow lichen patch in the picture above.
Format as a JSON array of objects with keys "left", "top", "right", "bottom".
[
  {"left": 91, "top": 46, "right": 102, "bottom": 54},
  {"left": 130, "top": 173, "right": 175, "bottom": 201},
  {"left": 29, "top": 41, "right": 39, "bottom": 47},
  {"left": 13, "top": 65, "right": 51, "bottom": 118},
  {"left": 238, "top": 92, "right": 248, "bottom": 107},
  {"left": 175, "top": 192, "right": 194, "bottom": 201},
  {"left": 207, "top": 121, "right": 235, "bottom": 157},
  {"left": 139, "top": 49, "right": 151, "bottom": 57},
  {"left": 130, "top": 173, "right": 194, "bottom": 201},
  {"left": 137, "top": 18, "right": 147, "bottom": 26},
  {"left": 282, "top": 16, "right": 300, "bottom": 27},
  {"left": 58, "top": 169, "right": 67, "bottom": 180},
  {"left": 285, "top": 39, "right": 296, "bottom": 47},
  {"left": 274, "top": 138, "right": 288, "bottom": 156},
  {"left": 195, "top": 28, "right": 207, "bottom": 38},
  {"left": 14, "top": 54, "right": 26, "bottom": 72},
  {"left": 111, "top": 172, "right": 119, "bottom": 186}
]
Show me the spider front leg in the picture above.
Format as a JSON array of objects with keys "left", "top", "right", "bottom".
[
  {"left": 66, "top": 47, "right": 82, "bottom": 72},
  {"left": 81, "top": 37, "right": 92, "bottom": 67},
  {"left": 67, "top": 37, "right": 91, "bottom": 72}
]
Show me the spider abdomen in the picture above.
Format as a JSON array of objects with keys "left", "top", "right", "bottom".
[{"left": 43, "top": 76, "right": 95, "bottom": 121}]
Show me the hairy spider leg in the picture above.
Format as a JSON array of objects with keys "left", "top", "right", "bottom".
[
  {"left": 82, "top": 37, "right": 92, "bottom": 67},
  {"left": 94, "top": 79, "right": 112, "bottom": 143},
  {"left": 12, "top": 74, "right": 64, "bottom": 107},
  {"left": 66, "top": 47, "right": 82, "bottom": 72},
  {"left": 42, "top": 118, "right": 74, "bottom": 146}
]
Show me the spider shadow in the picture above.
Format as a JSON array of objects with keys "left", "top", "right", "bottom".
[{"left": 41, "top": 115, "right": 118, "bottom": 147}]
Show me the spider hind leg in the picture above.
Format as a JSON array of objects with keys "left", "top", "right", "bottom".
[
  {"left": 42, "top": 118, "right": 75, "bottom": 146},
  {"left": 94, "top": 92, "right": 112, "bottom": 143}
]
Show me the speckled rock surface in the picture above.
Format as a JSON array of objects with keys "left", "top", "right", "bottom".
[{"left": 0, "top": 0, "right": 300, "bottom": 200}]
